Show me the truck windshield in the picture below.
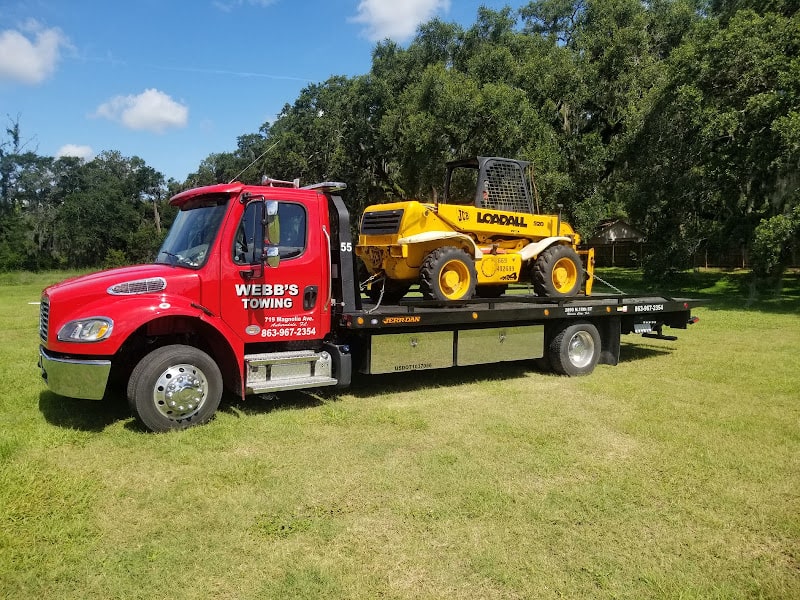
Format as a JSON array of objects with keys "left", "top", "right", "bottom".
[{"left": 156, "top": 195, "right": 229, "bottom": 268}]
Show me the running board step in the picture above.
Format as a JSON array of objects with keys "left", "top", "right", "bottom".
[{"left": 245, "top": 350, "right": 337, "bottom": 394}]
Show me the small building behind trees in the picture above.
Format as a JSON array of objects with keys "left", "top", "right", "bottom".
[{"left": 586, "top": 219, "right": 645, "bottom": 267}]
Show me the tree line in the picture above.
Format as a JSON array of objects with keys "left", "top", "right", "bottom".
[{"left": 1, "top": 0, "right": 797, "bottom": 280}]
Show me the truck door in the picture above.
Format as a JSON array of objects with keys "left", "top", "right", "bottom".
[{"left": 220, "top": 196, "right": 331, "bottom": 344}]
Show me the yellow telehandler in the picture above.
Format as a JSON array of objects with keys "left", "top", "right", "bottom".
[{"left": 356, "top": 156, "right": 594, "bottom": 302}]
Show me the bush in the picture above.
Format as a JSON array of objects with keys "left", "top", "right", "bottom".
[
  {"left": 102, "top": 249, "right": 129, "bottom": 269},
  {"left": 750, "top": 206, "right": 800, "bottom": 280}
]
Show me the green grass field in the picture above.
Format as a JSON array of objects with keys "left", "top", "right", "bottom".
[{"left": 1, "top": 269, "right": 798, "bottom": 599}]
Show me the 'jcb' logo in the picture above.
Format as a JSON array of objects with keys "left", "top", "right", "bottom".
[
  {"left": 458, "top": 209, "right": 469, "bottom": 222},
  {"left": 477, "top": 212, "right": 528, "bottom": 228}
]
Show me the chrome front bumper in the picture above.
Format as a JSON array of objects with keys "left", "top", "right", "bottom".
[{"left": 38, "top": 347, "right": 111, "bottom": 400}]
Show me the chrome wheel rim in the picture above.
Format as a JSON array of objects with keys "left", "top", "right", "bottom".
[
  {"left": 153, "top": 363, "right": 208, "bottom": 421},
  {"left": 568, "top": 331, "right": 595, "bottom": 368}
]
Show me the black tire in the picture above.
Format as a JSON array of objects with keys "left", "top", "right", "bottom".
[
  {"left": 548, "top": 322, "right": 601, "bottom": 376},
  {"left": 419, "top": 247, "right": 478, "bottom": 301},
  {"left": 532, "top": 245, "right": 583, "bottom": 297},
  {"left": 367, "top": 278, "right": 411, "bottom": 304},
  {"left": 127, "top": 344, "right": 223, "bottom": 432}
]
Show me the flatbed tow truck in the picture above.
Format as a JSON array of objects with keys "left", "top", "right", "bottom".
[{"left": 38, "top": 178, "right": 703, "bottom": 431}]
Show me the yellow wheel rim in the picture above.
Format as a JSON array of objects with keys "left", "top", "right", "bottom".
[
  {"left": 552, "top": 257, "right": 578, "bottom": 293},
  {"left": 439, "top": 260, "right": 471, "bottom": 299}
]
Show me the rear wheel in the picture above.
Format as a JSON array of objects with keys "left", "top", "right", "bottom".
[
  {"left": 532, "top": 245, "right": 583, "bottom": 297},
  {"left": 127, "top": 344, "right": 222, "bottom": 432},
  {"left": 548, "top": 322, "right": 600, "bottom": 376},
  {"left": 420, "top": 247, "right": 477, "bottom": 301}
]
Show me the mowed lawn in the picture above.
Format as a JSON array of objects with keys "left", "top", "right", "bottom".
[{"left": 1, "top": 269, "right": 798, "bottom": 599}]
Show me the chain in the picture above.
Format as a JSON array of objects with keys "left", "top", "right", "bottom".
[
  {"left": 588, "top": 271, "right": 626, "bottom": 295},
  {"left": 359, "top": 271, "right": 383, "bottom": 291},
  {"left": 361, "top": 272, "right": 386, "bottom": 313}
]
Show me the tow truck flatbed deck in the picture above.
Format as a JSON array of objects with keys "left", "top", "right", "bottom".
[{"left": 339, "top": 294, "right": 705, "bottom": 331}]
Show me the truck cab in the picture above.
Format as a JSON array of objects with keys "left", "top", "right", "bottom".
[{"left": 39, "top": 180, "right": 351, "bottom": 431}]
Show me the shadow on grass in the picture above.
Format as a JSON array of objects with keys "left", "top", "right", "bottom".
[
  {"left": 209, "top": 347, "right": 684, "bottom": 419},
  {"left": 593, "top": 268, "right": 800, "bottom": 315},
  {"left": 222, "top": 345, "right": 685, "bottom": 415},
  {"left": 217, "top": 362, "right": 540, "bottom": 419},
  {"left": 219, "top": 389, "right": 327, "bottom": 419},
  {"left": 40, "top": 386, "right": 326, "bottom": 432},
  {"left": 39, "top": 387, "right": 321, "bottom": 433},
  {"left": 619, "top": 342, "right": 673, "bottom": 363},
  {"left": 38, "top": 389, "right": 133, "bottom": 432}
]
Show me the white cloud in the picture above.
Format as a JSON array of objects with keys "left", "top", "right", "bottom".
[
  {"left": 56, "top": 144, "right": 94, "bottom": 161},
  {"left": 351, "top": 0, "right": 450, "bottom": 41},
  {"left": 0, "top": 20, "right": 68, "bottom": 84},
  {"left": 94, "top": 89, "right": 189, "bottom": 133}
]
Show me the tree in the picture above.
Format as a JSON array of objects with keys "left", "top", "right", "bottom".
[
  {"left": 750, "top": 205, "right": 800, "bottom": 281},
  {"left": 181, "top": 1, "right": 797, "bottom": 282},
  {"left": 626, "top": 8, "right": 800, "bottom": 275}
]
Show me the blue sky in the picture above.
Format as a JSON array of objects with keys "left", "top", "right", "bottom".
[{"left": 0, "top": 0, "right": 518, "bottom": 182}]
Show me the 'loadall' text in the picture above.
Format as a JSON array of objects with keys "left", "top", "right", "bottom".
[{"left": 476, "top": 212, "right": 528, "bottom": 228}]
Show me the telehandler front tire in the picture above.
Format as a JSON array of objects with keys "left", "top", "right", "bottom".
[
  {"left": 533, "top": 245, "right": 583, "bottom": 298},
  {"left": 420, "top": 247, "right": 477, "bottom": 301}
]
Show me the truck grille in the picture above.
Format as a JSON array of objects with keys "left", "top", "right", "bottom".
[
  {"left": 39, "top": 295, "right": 50, "bottom": 343},
  {"left": 360, "top": 209, "right": 404, "bottom": 235}
]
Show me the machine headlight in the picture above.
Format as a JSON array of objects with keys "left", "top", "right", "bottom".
[{"left": 57, "top": 318, "right": 113, "bottom": 342}]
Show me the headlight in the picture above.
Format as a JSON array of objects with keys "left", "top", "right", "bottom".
[{"left": 57, "top": 318, "right": 113, "bottom": 342}]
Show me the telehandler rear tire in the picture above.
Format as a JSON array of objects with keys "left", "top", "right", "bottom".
[
  {"left": 420, "top": 247, "right": 477, "bottom": 301},
  {"left": 533, "top": 245, "right": 583, "bottom": 297}
]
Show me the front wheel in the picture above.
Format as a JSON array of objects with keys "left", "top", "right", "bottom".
[
  {"left": 548, "top": 322, "right": 601, "bottom": 376},
  {"left": 532, "top": 245, "right": 583, "bottom": 297},
  {"left": 127, "top": 344, "right": 223, "bottom": 432},
  {"left": 419, "top": 247, "right": 477, "bottom": 301}
]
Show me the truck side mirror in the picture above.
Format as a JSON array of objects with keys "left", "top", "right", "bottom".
[{"left": 263, "top": 200, "right": 281, "bottom": 268}]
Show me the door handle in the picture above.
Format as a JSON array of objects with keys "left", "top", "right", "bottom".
[{"left": 303, "top": 286, "right": 319, "bottom": 311}]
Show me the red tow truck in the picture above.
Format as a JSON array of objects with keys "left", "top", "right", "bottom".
[{"left": 38, "top": 179, "right": 703, "bottom": 431}]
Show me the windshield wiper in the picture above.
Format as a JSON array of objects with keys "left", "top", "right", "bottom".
[{"left": 157, "top": 251, "right": 185, "bottom": 266}]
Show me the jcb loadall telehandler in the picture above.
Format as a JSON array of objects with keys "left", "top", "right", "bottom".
[{"left": 356, "top": 157, "right": 594, "bottom": 302}]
